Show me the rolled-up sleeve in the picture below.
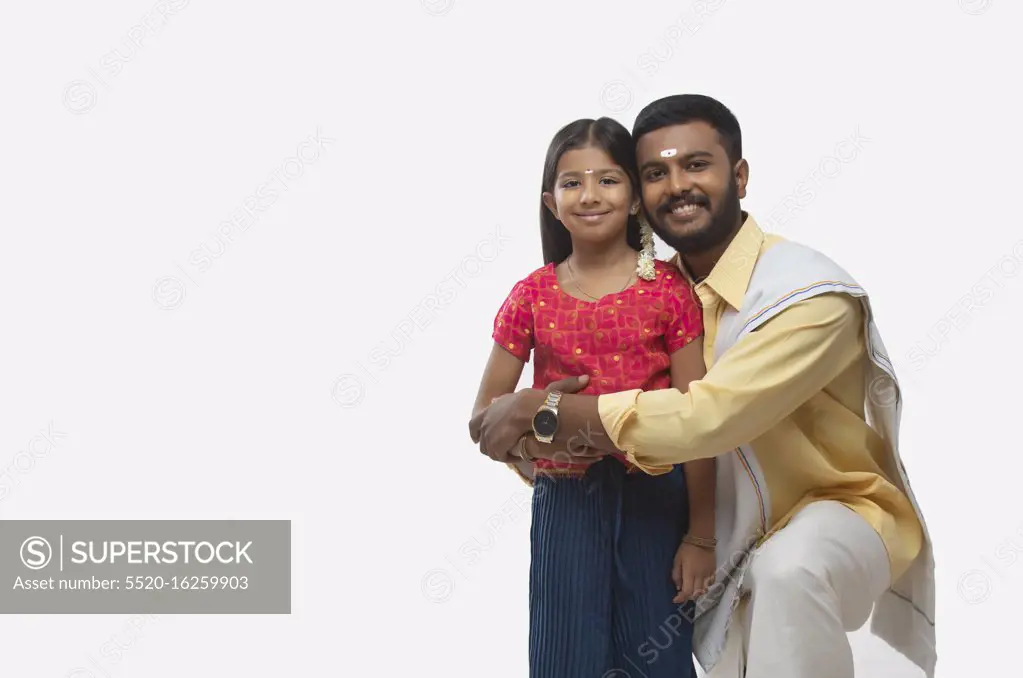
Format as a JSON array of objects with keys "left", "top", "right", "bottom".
[{"left": 597, "top": 293, "right": 864, "bottom": 471}]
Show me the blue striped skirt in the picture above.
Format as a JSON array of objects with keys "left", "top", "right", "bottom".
[{"left": 529, "top": 457, "right": 696, "bottom": 678}]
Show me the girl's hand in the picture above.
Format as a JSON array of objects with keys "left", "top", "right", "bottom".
[{"left": 672, "top": 541, "right": 716, "bottom": 603}]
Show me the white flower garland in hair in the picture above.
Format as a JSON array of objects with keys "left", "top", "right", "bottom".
[{"left": 636, "top": 217, "right": 657, "bottom": 281}]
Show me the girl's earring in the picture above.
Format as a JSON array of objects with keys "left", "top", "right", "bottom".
[{"left": 636, "top": 216, "right": 657, "bottom": 281}]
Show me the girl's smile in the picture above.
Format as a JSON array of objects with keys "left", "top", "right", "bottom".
[{"left": 574, "top": 210, "right": 612, "bottom": 223}]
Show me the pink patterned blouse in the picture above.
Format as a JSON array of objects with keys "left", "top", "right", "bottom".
[{"left": 492, "top": 258, "right": 703, "bottom": 476}]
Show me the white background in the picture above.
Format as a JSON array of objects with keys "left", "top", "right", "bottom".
[{"left": 1, "top": 0, "right": 1020, "bottom": 675}]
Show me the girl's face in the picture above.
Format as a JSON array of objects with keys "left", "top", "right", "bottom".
[{"left": 542, "top": 145, "right": 638, "bottom": 250}]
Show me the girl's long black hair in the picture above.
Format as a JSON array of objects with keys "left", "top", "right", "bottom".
[{"left": 539, "top": 117, "right": 643, "bottom": 266}]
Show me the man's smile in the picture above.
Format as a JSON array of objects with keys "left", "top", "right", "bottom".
[{"left": 660, "top": 195, "right": 709, "bottom": 222}]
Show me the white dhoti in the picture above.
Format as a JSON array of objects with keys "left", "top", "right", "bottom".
[{"left": 705, "top": 501, "right": 892, "bottom": 678}]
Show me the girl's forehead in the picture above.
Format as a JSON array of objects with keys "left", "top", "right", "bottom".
[{"left": 557, "top": 146, "right": 622, "bottom": 173}]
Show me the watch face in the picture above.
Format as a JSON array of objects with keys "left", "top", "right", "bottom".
[{"left": 533, "top": 409, "right": 558, "bottom": 437}]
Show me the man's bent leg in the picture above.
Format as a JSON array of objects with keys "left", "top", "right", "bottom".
[{"left": 742, "top": 500, "right": 891, "bottom": 678}]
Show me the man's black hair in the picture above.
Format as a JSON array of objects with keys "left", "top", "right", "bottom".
[{"left": 632, "top": 94, "right": 742, "bottom": 164}]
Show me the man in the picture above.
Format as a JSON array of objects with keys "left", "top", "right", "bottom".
[{"left": 470, "top": 94, "right": 935, "bottom": 677}]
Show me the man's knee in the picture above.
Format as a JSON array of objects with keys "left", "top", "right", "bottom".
[
  {"left": 749, "top": 542, "right": 831, "bottom": 597},
  {"left": 748, "top": 534, "right": 877, "bottom": 631}
]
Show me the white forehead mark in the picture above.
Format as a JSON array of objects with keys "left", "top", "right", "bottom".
[
  {"left": 660, "top": 148, "right": 677, "bottom": 158},
  {"left": 584, "top": 169, "right": 594, "bottom": 174}
]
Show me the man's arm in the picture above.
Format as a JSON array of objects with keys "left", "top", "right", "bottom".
[
  {"left": 513, "top": 389, "right": 616, "bottom": 453},
  {"left": 603, "top": 293, "right": 864, "bottom": 469},
  {"left": 518, "top": 293, "right": 864, "bottom": 471},
  {"left": 470, "top": 375, "right": 609, "bottom": 464}
]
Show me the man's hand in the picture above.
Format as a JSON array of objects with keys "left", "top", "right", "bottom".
[
  {"left": 469, "top": 375, "right": 590, "bottom": 462},
  {"left": 469, "top": 392, "right": 528, "bottom": 463}
]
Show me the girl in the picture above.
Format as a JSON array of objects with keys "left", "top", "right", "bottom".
[{"left": 470, "top": 117, "right": 715, "bottom": 678}]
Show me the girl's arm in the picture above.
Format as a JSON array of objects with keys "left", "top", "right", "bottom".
[
  {"left": 670, "top": 338, "right": 715, "bottom": 538},
  {"left": 472, "top": 343, "right": 533, "bottom": 484}
]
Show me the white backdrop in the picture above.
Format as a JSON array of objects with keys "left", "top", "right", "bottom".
[{"left": 1, "top": 0, "right": 1020, "bottom": 675}]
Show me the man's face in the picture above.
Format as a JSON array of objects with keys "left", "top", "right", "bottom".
[{"left": 635, "top": 121, "right": 748, "bottom": 254}]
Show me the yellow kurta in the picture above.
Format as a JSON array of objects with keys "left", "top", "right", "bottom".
[{"left": 597, "top": 215, "right": 922, "bottom": 580}]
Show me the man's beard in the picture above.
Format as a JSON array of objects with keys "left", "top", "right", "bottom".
[{"left": 646, "top": 179, "right": 741, "bottom": 255}]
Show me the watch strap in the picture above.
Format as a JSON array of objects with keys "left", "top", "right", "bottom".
[{"left": 542, "top": 390, "right": 562, "bottom": 411}]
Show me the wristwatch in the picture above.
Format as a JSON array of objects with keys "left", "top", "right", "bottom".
[{"left": 532, "top": 391, "right": 562, "bottom": 443}]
